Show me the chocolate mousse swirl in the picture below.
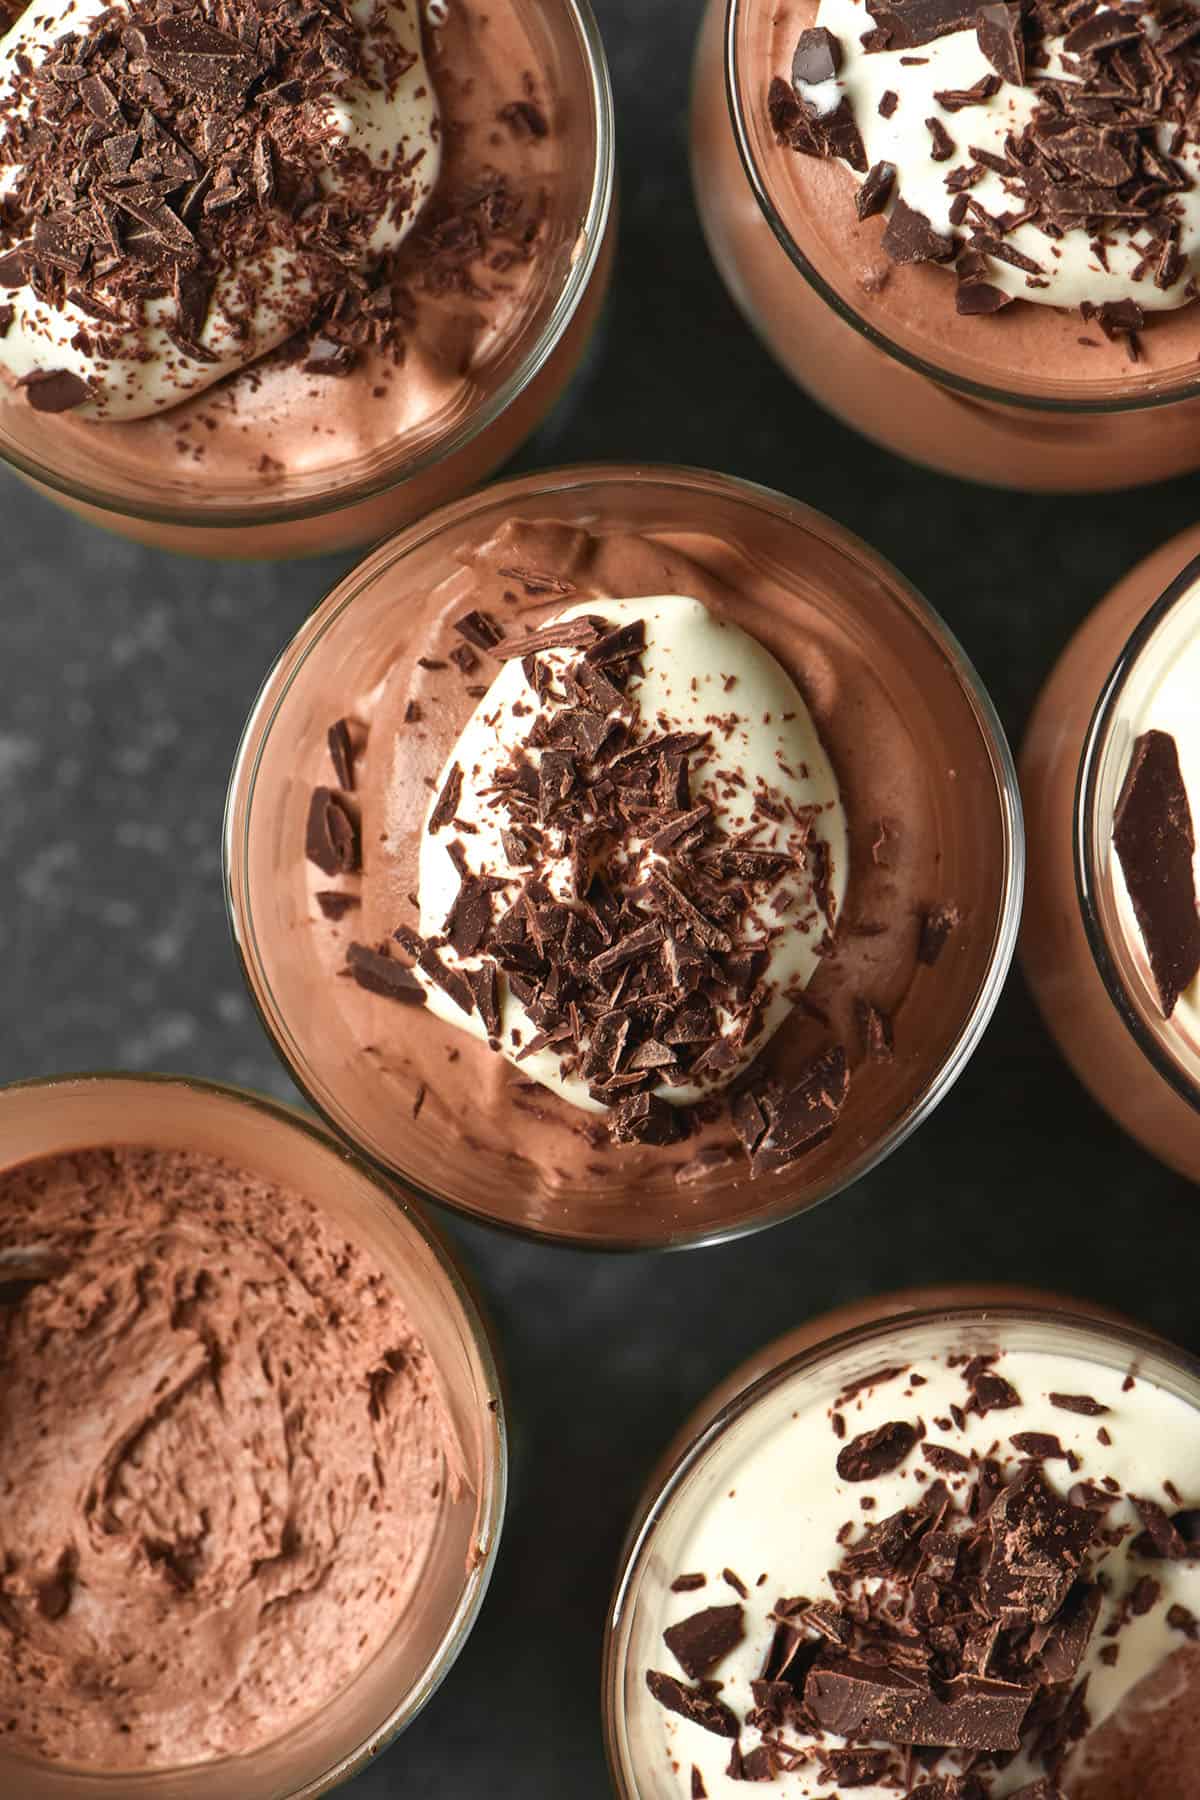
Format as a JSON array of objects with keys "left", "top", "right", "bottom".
[{"left": 771, "top": 0, "right": 1200, "bottom": 339}]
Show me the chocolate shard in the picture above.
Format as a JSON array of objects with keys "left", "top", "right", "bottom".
[
  {"left": 20, "top": 368, "right": 92, "bottom": 413},
  {"left": 1130, "top": 1495, "right": 1194, "bottom": 1561},
  {"left": 982, "top": 1466, "right": 1098, "bottom": 1622},
  {"left": 917, "top": 902, "right": 962, "bottom": 965},
  {"left": 345, "top": 943, "right": 425, "bottom": 1005},
  {"left": 856, "top": 160, "right": 896, "bottom": 221},
  {"left": 792, "top": 26, "right": 842, "bottom": 85},
  {"left": 306, "top": 787, "right": 360, "bottom": 876},
  {"left": 1033, "top": 1579, "right": 1102, "bottom": 1682},
  {"left": 751, "top": 1045, "right": 848, "bottom": 1174},
  {"left": 858, "top": 0, "right": 981, "bottom": 50},
  {"left": 663, "top": 1604, "right": 745, "bottom": 1680},
  {"left": 468, "top": 962, "right": 502, "bottom": 1038},
  {"left": 315, "top": 890, "right": 360, "bottom": 922},
  {"left": 1049, "top": 1393, "right": 1110, "bottom": 1417},
  {"left": 821, "top": 1749, "right": 892, "bottom": 1786},
  {"left": 911, "top": 1782, "right": 988, "bottom": 1800},
  {"left": 495, "top": 617, "right": 604, "bottom": 659},
  {"left": 428, "top": 762, "right": 464, "bottom": 835},
  {"left": 609, "top": 1092, "right": 682, "bottom": 1146},
  {"left": 1112, "top": 730, "right": 1200, "bottom": 1018},
  {"left": 976, "top": 2, "right": 1026, "bottom": 85},
  {"left": 454, "top": 609, "right": 506, "bottom": 651},
  {"left": 881, "top": 199, "right": 957, "bottom": 265},
  {"left": 836, "top": 1420, "right": 920, "bottom": 1482},
  {"left": 327, "top": 718, "right": 356, "bottom": 791},
  {"left": 645, "top": 1670, "right": 739, "bottom": 1738},
  {"left": 805, "top": 1657, "right": 1033, "bottom": 1750}
]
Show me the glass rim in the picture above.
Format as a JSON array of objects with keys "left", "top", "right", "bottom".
[
  {"left": 223, "top": 460, "right": 1025, "bottom": 1252},
  {"left": 601, "top": 1297, "right": 1200, "bottom": 1800},
  {"left": 0, "top": 0, "right": 615, "bottom": 533},
  {"left": 1075, "top": 550, "right": 1200, "bottom": 1120},
  {"left": 0, "top": 1068, "right": 509, "bottom": 1800},
  {"left": 723, "top": 0, "right": 1200, "bottom": 418}
]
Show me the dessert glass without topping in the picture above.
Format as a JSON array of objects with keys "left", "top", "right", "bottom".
[
  {"left": 224, "top": 463, "right": 1023, "bottom": 1249},
  {"left": 0, "top": 1072, "right": 506, "bottom": 1800},
  {"left": 691, "top": 0, "right": 1200, "bottom": 492},
  {"left": 604, "top": 1297, "right": 1200, "bottom": 1799},
  {"left": 0, "top": 0, "right": 613, "bottom": 558},
  {"left": 1022, "top": 526, "right": 1200, "bottom": 1184}
]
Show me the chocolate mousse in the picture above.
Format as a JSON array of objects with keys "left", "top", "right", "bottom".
[
  {"left": 763, "top": 0, "right": 1200, "bottom": 375},
  {"left": 0, "top": 0, "right": 570, "bottom": 489},
  {"left": 0, "top": 1143, "right": 455, "bottom": 1770},
  {"left": 635, "top": 1342, "right": 1200, "bottom": 1798},
  {"left": 302, "top": 513, "right": 970, "bottom": 1189}
]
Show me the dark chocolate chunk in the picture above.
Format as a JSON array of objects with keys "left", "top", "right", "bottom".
[
  {"left": 304, "top": 337, "right": 357, "bottom": 377},
  {"left": 857, "top": 0, "right": 981, "bottom": 51},
  {"left": 327, "top": 718, "right": 356, "bottom": 791},
  {"left": 934, "top": 73, "right": 1001, "bottom": 109},
  {"left": 751, "top": 1045, "right": 848, "bottom": 1174},
  {"left": 983, "top": 1466, "right": 1098, "bottom": 1621},
  {"left": 820, "top": 1749, "right": 892, "bottom": 1786},
  {"left": 429, "top": 763, "right": 464, "bottom": 834},
  {"left": 926, "top": 116, "right": 956, "bottom": 160},
  {"left": 671, "top": 1573, "right": 707, "bottom": 1593},
  {"left": 805, "top": 1657, "right": 1033, "bottom": 1749},
  {"left": 1168, "top": 1603, "right": 1199, "bottom": 1638},
  {"left": 917, "top": 902, "right": 962, "bottom": 964},
  {"left": 495, "top": 618, "right": 603, "bottom": 658},
  {"left": 315, "top": 890, "right": 360, "bottom": 922},
  {"left": 609, "top": 1092, "right": 682, "bottom": 1146},
  {"left": 977, "top": 3, "right": 1026, "bottom": 84},
  {"left": 792, "top": 26, "right": 842, "bottom": 86},
  {"left": 20, "top": 368, "right": 92, "bottom": 413},
  {"left": 306, "top": 787, "right": 360, "bottom": 876},
  {"left": 881, "top": 199, "right": 957, "bottom": 264},
  {"left": 454, "top": 609, "right": 506, "bottom": 651},
  {"left": 856, "top": 160, "right": 896, "bottom": 220},
  {"left": 645, "top": 1671, "right": 738, "bottom": 1738},
  {"left": 691, "top": 1771, "right": 707, "bottom": 1800},
  {"left": 663, "top": 1604, "right": 745, "bottom": 1680},
  {"left": 1112, "top": 730, "right": 1200, "bottom": 1018},
  {"left": 1010, "top": 1431, "right": 1067, "bottom": 1459},
  {"left": 468, "top": 962, "right": 502, "bottom": 1038},
  {"left": 345, "top": 943, "right": 425, "bottom": 1005},
  {"left": 1131, "top": 1496, "right": 1194, "bottom": 1560},
  {"left": 837, "top": 1419, "right": 920, "bottom": 1481}
]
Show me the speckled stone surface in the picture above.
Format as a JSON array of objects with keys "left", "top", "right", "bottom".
[{"left": 2, "top": 0, "right": 1199, "bottom": 1793}]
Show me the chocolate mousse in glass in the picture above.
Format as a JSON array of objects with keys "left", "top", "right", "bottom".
[
  {"left": 0, "top": 0, "right": 613, "bottom": 557},
  {"left": 1022, "top": 526, "right": 1200, "bottom": 1182},
  {"left": 225, "top": 464, "right": 1022, "bottom": 1248},
  {"left": 605, "top": 1295, "right": 1200, "bottom": 1800},
  {"left": 0, "top": 1072, "right": 505, "bottom": 1798},
  {"left": 692, "top": 0, "right": 1200, "bottom": 491}
]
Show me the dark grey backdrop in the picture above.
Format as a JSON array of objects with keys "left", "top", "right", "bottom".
[{"left": 3, "top": 0, "right": 1199, "bottom": 1791}]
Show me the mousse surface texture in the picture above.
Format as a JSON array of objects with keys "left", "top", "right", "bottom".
[{"left": 0, "top": 1145, "right": 450, "bottom": 1770}]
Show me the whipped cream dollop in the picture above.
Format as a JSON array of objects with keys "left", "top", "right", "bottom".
[
  {"left": 791, "top": 0, "right": 1200, "bottom": 311},
  {"left": 417, "top": 595, "right": 848, "bottom": 1114},
  {"left": 631, "top": 1334, "right": 1200, "bottom": 1798},
  {"left": 0, "top": 0, "right": 441, "bottom": 418}
]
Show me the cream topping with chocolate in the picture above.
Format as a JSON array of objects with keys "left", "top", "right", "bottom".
[
  {"left": 637, "top": 1349, "right": 1200, "bottom": 1797},
  {"left": 771, "top": 0, "right": 1200, "bottom": 342},
  {"left": 0, "top": 1145, "right": 455, "bottom": 1769},
  {"left": 414, "top": 594, "right": 848, "bottom": 1113},
  {"left": 303, "top": 513, "right": 957, "bottom": 1186},
  {"left": 0, "top": 0, "right": 440, "bottom": 417},
  {"left": 0, "top": 0, "right": 561, "bottom": 485}
]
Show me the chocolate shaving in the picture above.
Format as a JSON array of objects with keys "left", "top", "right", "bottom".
[
  {"left": 345, "top": 943, "right": 425, "bottom": 1005},
  {"left": 856, "top": 160, "right": 896, "bottom": 220},
  {"left": 306, "top": 787, "right": 359, "bottom": 877},
  {"left": 429, "top": 763, "right": 463, "bottom": 835},
  {"left": 664, "top": 1604, "right": 746, "bottom": 1680},
  {"left": 1112, "top": 730, "right": 1200, "bottom": 1018},
  {"left": 645, "top": 1671, "right": 739, "bottom": 1739}
]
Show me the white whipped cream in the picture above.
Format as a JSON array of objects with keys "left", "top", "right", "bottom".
[
  {"left": 1110, "top": 572, "right": 1200, "bottom": 1047},
  {"left": 0, "top": 0, "right": 440, "bottom": 418},
  {"left": 794, "top": 0, "right": 1200, "bottom": 309},
  {"left": 625, "top": 1330, "right": 1200, "bottom": 1798},
  {"left": 416, "top": 595, "right": 848, "bottom": 1114}
]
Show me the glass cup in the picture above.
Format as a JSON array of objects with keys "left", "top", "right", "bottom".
[
  {"left": 603, "top": 1295, "right": 1199, "bottom": 1799},
  {"left": 690, "top": 0, "right": 1200, "bottom": 492},
  {"left": 0, "top": 0, "right": 614, "bottom": 559},
  {"left": 1022, "top": 527, "right": 1200, "bottom": 1182},
  {"left": 225, "top": 463, "right": 1023, "bottom": 1248},
  {"left": 0, "top": 1072, "right": 506, "bottom": 1800}
]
